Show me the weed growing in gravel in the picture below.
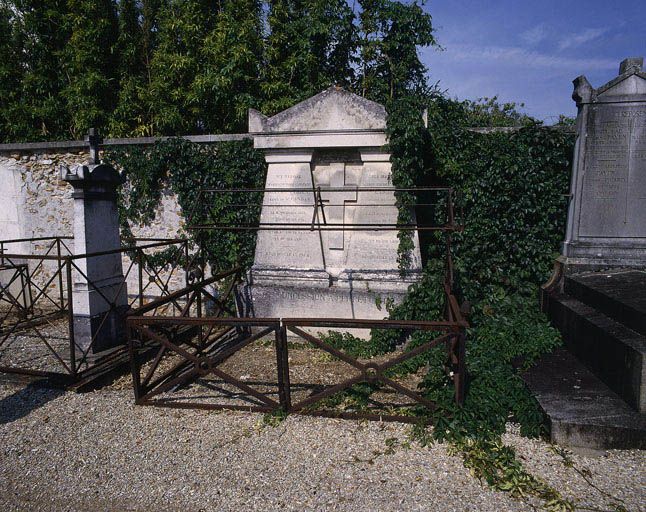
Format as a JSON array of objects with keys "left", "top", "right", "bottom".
[
  {"left": 261, "top": 408, "right": 288, "bottom": 428},
  {"left": 446, "top": 438, "right": 574, "bottom": 511},
  {"left": 548, "top": 446, "right": 629, "bottom": 512}
]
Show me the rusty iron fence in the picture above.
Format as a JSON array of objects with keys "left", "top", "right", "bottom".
[
  {"left": 127, "top": 291, "right": 466, "bottom": 422},
  {"left": 125, "top": 186, "right": 467, "bottom": 421},
  {"left": 186, "top": 185, "right": 463, "bottom": 232},
  {"left": 0, "top": 236, "right": 214, "bottom": 386},
  {"left": 0, "top": 184, "right": 468, "bottom": 422}
]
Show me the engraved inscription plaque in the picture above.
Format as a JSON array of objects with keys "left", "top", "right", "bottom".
[{"left": 579, "top": 106, "right": 646, "bottom": 238}]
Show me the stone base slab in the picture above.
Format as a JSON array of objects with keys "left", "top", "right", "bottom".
[
  {"left": 72, "top": 305, "right": 129, "bottom": 354},
  {"left": 244, "top": 283, "right": 409, "bottom": 319},
  {"left": 243, "top": 284, "right": 403, "bottom": 339},
  {"left": 562, "top": 240, "right": 646, "bottom": 268},
  {"left": 243, "top": 270, "right": 416, "bottom": 338},
  {"left": 249, "top": 267, "right": 420, "bottom": 294}
]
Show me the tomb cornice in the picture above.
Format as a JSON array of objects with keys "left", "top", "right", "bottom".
[
  {"left": 252, "top": 130, "right": 387, "bottom": 150},
  {"left": 573, "top": 58, "right": 646, "bottom": 106}
]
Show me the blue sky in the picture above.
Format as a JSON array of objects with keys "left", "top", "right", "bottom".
[{"left": 419, "top": 0, "right": 645, "bottom": 123}]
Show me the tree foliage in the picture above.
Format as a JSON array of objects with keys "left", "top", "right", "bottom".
[
  {"left": 147, "top": 0, "right": 217, "bottom": 135},
  {"left": 357, "top": 0, "right": 436, "bottom": 103},
  {"left": 192, "top": 0, "right": 263, "bottom": 132},
  {"left": 261, "top": 0, "right": 357, "bottom": 114},
  {"left": 4, "top": 0, "right": 71, "bottom": 140},
  {"left": 0, "top": 3, "right": 22, "bottom": 142},
  {"left": 108, "top": 0, "right": 146, "bottom": 137},
  {"left": 0, "top": 0, "right": 438, "bottom": 141},
  {"left": 62, "top": 0, "right": 119, "bottom": 138}
]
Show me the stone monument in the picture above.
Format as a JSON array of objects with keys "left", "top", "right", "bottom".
[
  {"left": 538, "top": 60, "right": 646, "bottom": 442},
  {"left": 246, "top": 87, "right": 422, "bottom": 321},
  {"left": 61, "top": 129, "right": 128, "bottom": 353},
  {"left": 561, "top": 57, "right": 646, "bottom": 269}
]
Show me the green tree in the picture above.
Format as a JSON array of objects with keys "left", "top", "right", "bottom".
[
  {"left": 147, "top": 0, "right": 218, "bottom": 134},
  {"left": 357, "top": 0, "right": 436, "bottom": 103},
  {"left": 0, "top": 3, "right": 22, "bottom": 141},
  {"left": 142, "top": 0, "right": 163, "bottom": 74},
  {"left": 261, "top": 0, "right": 356, "bottom": 115},
  {"left": 136, "top": 0, "right": 164, "bottom": 135},
  {"left": 7, "top": 0, "right": 71, "bottom": 140},
  {"left": 191, "top": 0, "right": 264, "bottom": 133},
  {"left": 108, "top": 0, "right": 146, "bottom": 136},
  {"left": 62, "top": 0, "right": 119, "bottom": 138},
  {"left": 462, "top": 96, "right": 534, "bottom": 127}
]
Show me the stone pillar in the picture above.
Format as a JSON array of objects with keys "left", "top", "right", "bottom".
[{"left": 61, "top": 133, "right": 128, "bottom": 354}]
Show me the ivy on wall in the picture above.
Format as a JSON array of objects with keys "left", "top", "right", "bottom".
[
  {"left": 385, "top": 94, "right": 432, "bottom": 272},
  {"left": 387, "top": 93, "right": 574, "bottom": 296},
  {"left": 426, "top": 99, "right": 574, "bottom": 299},
  {"left": 106, "top": 138, "right": 267, "bottom": 272}
]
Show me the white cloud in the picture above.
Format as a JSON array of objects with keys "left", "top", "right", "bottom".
[
  {"left": 520, "top": 24, "right": 549, "bottom": 46},
  {"left": 441, "top": 44, "right": 617, "bottom": 72},
  {"left": 558, "top": 27, "right": 609, "bottom": 50}
]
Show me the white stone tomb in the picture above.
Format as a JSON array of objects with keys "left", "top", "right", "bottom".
[{"left": 245, "top": 87, "right": 422, "bottom": 321}]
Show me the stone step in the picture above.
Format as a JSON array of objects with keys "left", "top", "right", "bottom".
[
  {"left": 522, "top": 348, "right": 645, "bottom": 450},
  {"left": 564, "top": 270, "right": 646, "bottom": 336},
  {"left": 542, "top": 292, "right": 645, "bottom": 413}
]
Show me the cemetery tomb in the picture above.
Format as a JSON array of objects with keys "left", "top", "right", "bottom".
[
  {"left": 246, "top": 87, "right": 422, "bottom": 323},
  {"left": 562, "top": 57, "right": 646, "bottom": 266},
  {"left": 538, "top": 58, "right": 646, "bottom": 449}
]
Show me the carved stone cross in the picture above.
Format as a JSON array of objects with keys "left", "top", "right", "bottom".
[
  {"left": 319, "top": 163, "right": 357, "bottom": 250},
  {"left": 86, "top": 128, "right": 103, "bottom": 165}
]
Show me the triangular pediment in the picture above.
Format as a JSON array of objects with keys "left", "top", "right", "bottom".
[
  {"left": 597, "top": 73, "right": 646, "bottom": 98},
  {"left": 249, "top": 87, "right": 386, "bottom": 133}
]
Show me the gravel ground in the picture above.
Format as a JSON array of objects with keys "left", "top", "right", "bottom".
[{"left": 0, "top": 381, "right": 644, "bottom": 512}]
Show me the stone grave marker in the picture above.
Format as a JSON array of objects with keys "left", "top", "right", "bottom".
[
  {"left": 61, "top": 130, "right": 128, "bottom": 353},
  {"left": 540, "top": 59, "right": 646, "bottom": 436},
  {"left": 562, "top": 57, "right": 646, "bottom": 268},
  {"left": 246, "top": 87, "right": 422, "bottom": 321}
]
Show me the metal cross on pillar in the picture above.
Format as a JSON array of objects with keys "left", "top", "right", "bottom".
[
  {"left": 319, "top": 163, "right": 357, "bottom": 250},
  {"left": 86, "top": 127, "right": 103, "bottom": 165}
]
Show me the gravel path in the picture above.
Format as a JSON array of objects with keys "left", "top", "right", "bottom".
[{"left": 0, "top": 381, "right": 644, "bottom": 511}]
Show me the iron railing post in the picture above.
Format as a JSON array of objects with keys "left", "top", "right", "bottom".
[
  {"left": 137, "top": 249, "right": 144, "bottom": 309},
  {"left": 275, "top": 322, "right": 291, "bottom": 412},
  {"left": 454, "top": 330, "right": 466, "bottom": 406},
  {"left": 56, "top": 238, "right": 64, "bottom": 309},
  {"left": 184, "top": 240, "right": 190, "bottom": 287},
  {"left": 126, "top": 320, "right": 143, "bottom": 402},
  {"left": 196, "top": 286, "right": 203, "bottom": 348},
  {"left": 66, "top": 258, "right": 76, "bottom": 377}
]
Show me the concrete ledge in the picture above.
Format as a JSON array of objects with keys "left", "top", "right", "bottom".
[
  {"left": 543, "top": 291, "right": 645, "bottom": 412},
  {"left": 0, "top": 133, "right": 252, "bottom": 153},
  {"left": 522, "top": 348, "right": 646, "bottom": 450}
]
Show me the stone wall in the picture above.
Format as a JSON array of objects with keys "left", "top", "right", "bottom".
[
  {"left": 0, "top": 150, "right": 186, "bottom": 302},
  {"left": 0, "top": 150, "right": 183, "bottom": 244}
]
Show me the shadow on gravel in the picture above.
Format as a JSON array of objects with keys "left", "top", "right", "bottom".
[{"left": 0, "top": 383, "right": 65, "bottom": 424}]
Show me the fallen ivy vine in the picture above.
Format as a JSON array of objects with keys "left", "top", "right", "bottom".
[{"left": 320, "top": 95, "right": 578, "bottom": 509}]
